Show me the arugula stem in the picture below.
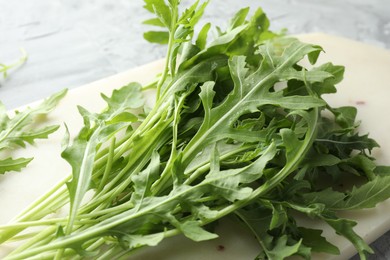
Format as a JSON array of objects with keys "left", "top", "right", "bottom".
[
  {"left": 94, "top": 129, "right": 134, "bottom": 164},
  {"left": 150, "top": 94, "right": 185, "bottom": 193},
  {"left": 0, "top": 186, "right": 69, "bottom": 244},
  {"left": 53, "top": 245, "right": 64, "bottom": 260},
  {"left": 155, "top": 4, "right": 178, "bottom": 99},
  {"left": 85, "top": 237, "right": 106, "bottom": 253},
  {"left": 11, "top": 177, "right": 69, "bottom": 221},
  {"left": 0, "top": 48, "right": 27, "bottom": 78},
  {"left": 83, "top": 124, "right": 171, "bottom": 213},
  {"left": 79, "top": 201, "right": 134, "bottom": 220},
  {"left": 0, "top": 218, "right": 97, "bottom": 230},
  {"left": 95, "top": 243, "right": 119, "bottom": 260},
  {"left": 97, "top": 137, "right": 116, "bottom": 191},
  {"left": 6, "top": 226, "right": 57, "bottom": 256},
  {"left": 141, "top": 79, "right": 158, "bottom": 91}
]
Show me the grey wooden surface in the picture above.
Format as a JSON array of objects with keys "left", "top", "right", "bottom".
[{"left": 1, "top": 0, "right": 389, "bottom": 259}]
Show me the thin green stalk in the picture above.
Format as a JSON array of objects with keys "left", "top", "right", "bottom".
[
  {"left": 95, "top": 243, "right": 119, "bottom": 260},
  {"left": 142, "top": 79, "right": 158, "bottom": 91},
  {"left": 11, "top": 178, "right": 69, "bottom": 222},
  {"left": 98, "top": 137, "right": 116, "bottom": 191},
  {"left": 53, "top": 245, "right": 64, "bottom": 260},
  {"left": 150, "top": 94, "right": 186, "bottom": 193},
  {"left": 7, "top": 233, "right": 38, "bottom": 242},
  {"left": 78, "top": 201, "right": 134, "bottom": 220},
  {"left": 94, "top": 130, "right": 133, "bottom": 167},
  {"left": 0, "top": 218, "right": 98, "bottom": 230},
  {"left": 85, "top": 237, "right": 106, "bottom": 252},
  {"left": 81, "top": 124, "right": 171, "bottom": 214},
  {"left": 0, "top": 188, "right": 69, "bottom": 244},
  {"left": 6, "top": 226, "right": 57, "bottom": 256},
  {"left": 0, "top": 48, "right": 27, "bottom": 78},
  {"left": 155, "top": 4, "right": 178, "bottom": 99}
]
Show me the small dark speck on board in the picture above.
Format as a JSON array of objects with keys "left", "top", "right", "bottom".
[
  {"left": 356, "top": 100, "right": 366, "bottom": 105},
  {"left": 217, "top": 245, "right": 225, "bottom": 251}
]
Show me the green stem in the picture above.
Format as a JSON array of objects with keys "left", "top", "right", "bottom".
[
  {"left": 155, "top": 5, "right": 177, "bottom": 99},
  {"left": 12, "top": 176, "right": 70, "bottom": 222},
  {"left": 6, "top": 226, "right": 56, "bottom": 256},
  {"left": 0, "top": 184, "right": 69, "bottom": 244},
  {"left": 0, "top": 48, "right": 27, "bottom": 78},
  {"left": 81, "top": 121, "right": 171, "bottom": 215},
  {"left": 150, "top": 94, "right": 185, "bottom": 193},
  {"left": 142, "top": 80, "right": 158, "bottom": 91},
  {"left": 98, "top": 137, "right": 116, "bottom": 191},
  {"left": 0, "top": 218, "right": 98, "bottom": 230}
]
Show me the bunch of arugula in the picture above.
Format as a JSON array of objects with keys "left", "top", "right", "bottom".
[{"left": 1, "top": 1, "right": 390, "bottom": 259}]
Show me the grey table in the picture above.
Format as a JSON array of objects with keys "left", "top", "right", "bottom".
[{"left": 1, "top": 0, "right": 389, "bottom": 259}]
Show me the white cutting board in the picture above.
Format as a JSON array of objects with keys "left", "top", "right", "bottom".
[{"left": 1, "top": 33, "right": 390, "bottom": 259}]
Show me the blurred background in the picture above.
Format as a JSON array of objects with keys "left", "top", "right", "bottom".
[{"left": 0, "top": 1, "right": 389, "bottom": 259}]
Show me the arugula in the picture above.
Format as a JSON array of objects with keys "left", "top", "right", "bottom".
[
  {"left": 1, "top": 1, "right": 389, "bottom": 260},
  {"left": 0, "top": 89, "right": 67, "bottom": 174}
]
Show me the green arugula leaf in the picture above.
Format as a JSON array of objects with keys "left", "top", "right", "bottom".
[
  {"left": 0, "top": 89, "right": 66, "bottom": 174},
  {"left": 262, "top": 235, "right": 303, "bottom": 260},
  {"left": 227, "top": 7, "right": 250, "bottom": 32},
  {"left": 142, "top": 17, "right": 166, "bottom": 27},
  {"left": 143, "top": 0, "right": 172, "bottom": 28},
  {"left": 303, "top": 175, "right": 390, "bottom": 210},
  {"left": 298, "top": 227, "right": 340, "bottom": 255},
  {"left": 322, "top": 213, "right": 373, "bottom": 260},
  {"left": 0, "top": 157, "right": 33, "bottom": 175},
  {"left": 312, "top": 62, "right": 345, "bottom": 95},
  {"left": 120, "top": 233, "right": 165, "bottom": 249},
  {"left": 0, "top": 89, "right": 67, "bottom": 149},
  {"left": 144, "top": 31, "right": 170, "bottom": 44},
  {"left": 236, "top": 203, "right": 307, "bottom": 260},
  {"left": 195, "top": 22, "right": 211, "bottom": 50},
  {"left": 331, "top": 106, "right": 358, "bottom": 129},
  {"left": 2, "top": 125, "right": 60, "bottom": 149},
  {"left": 177, "top": 220, "right": 218, "bottom": 242}
]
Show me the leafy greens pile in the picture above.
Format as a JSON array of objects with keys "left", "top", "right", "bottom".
[{"left": 1, "top": 1, "right": 390, "bottom": 259}]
